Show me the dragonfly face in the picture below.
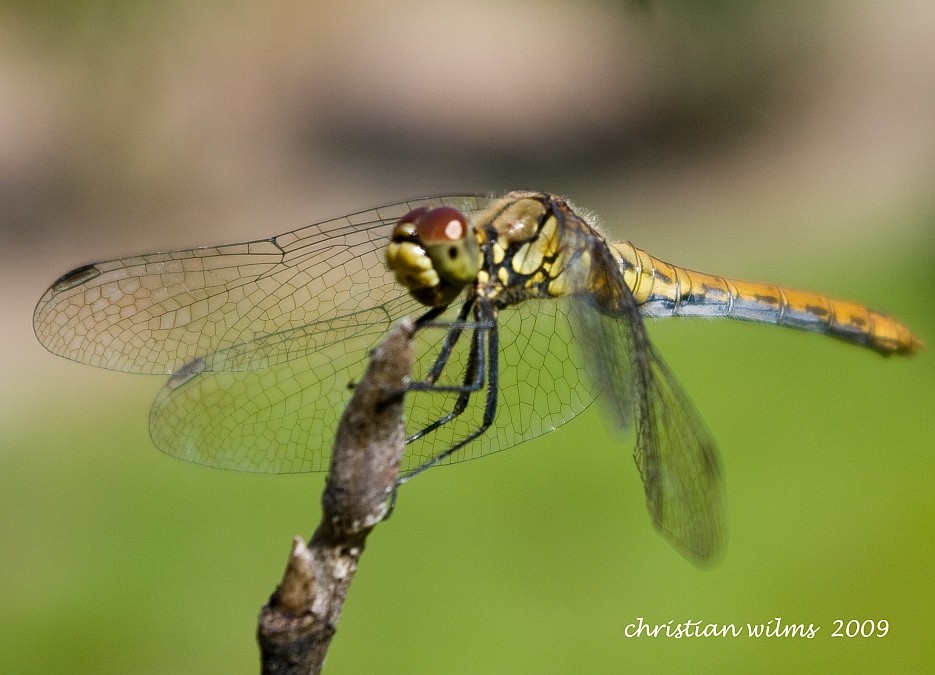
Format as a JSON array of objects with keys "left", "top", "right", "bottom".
[
  {"left": 386, "top": 205, "right": 480, "bottom": 307},
  {"left": 33, "top": 190, "right": 921, "bottom": 566},
  {"left": 389, "top": 192, "right": 597, "bottom": 312}
]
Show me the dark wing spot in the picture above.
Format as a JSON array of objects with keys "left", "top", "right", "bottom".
[
  {"left": 167, "top": 356, "right": 207, "bottom": 389},
  {"left": 51, "top": 264, "right": 101, "bottom": 293}
]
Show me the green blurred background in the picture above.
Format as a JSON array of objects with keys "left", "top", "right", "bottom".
[{"left": 2, "top": 2, "right": 933, "bottom": 673}]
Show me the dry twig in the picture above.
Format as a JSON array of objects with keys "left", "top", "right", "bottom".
[{"left": 257, "top": 319, "right": 414, "bottom": 674}]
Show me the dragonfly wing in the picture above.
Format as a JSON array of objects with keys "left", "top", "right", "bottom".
[
  {"left": 636, "top": 344, "right": 725, "bottom": 564},
  {"left": 490, "top": 297, "right": 601, "bottom": 454},
  {"left": 148, "top": 291, "right": 599, "bottom": 474},
  {"left": 34, "top": 196, "right": 491, "bottom": 375},
  {"left": 148, "top": 314, "right": 397, "bottom": 473},
  {"left": 398, "top": 295, "right": 602, "bottom": 470},
  {"left": 571, "top": 290, "right": 726, "bottom": 566}
]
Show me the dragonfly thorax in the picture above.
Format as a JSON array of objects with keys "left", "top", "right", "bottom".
[{"left": 476, "top": 192, "right": 596, "bottom": 306}]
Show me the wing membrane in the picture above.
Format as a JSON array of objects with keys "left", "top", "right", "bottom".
[
  {"left": 401, "top": 296, "right": 602, "bottom": 467},
  {"left": 636, "top": 347, "right": 725, "bottom": 564},
  {"left": 147, "top": 292, "right": 603, "bottom": 474},
  {"left": 34, "top": 196, "right": 489, "bottom": 374},
  {"left": 570, "top": 263, "right": 725, "bottom": 565}
]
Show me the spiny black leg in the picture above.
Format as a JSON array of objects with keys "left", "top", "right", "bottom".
[
  {"left": 419, "top": 298, "right": 473, "bottom": 385},
  {"left": 397, "top": 300, "right": 498, "bottom": 485},
  {"left": 405, "top": 320, "right": 485, "bottom": 444}
]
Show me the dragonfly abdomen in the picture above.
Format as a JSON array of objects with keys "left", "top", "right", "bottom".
[{"left": 611, "top": 241, "right": 922, "bottom": 356}]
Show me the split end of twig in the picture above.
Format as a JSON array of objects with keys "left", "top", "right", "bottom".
[{"left": 276, "top": 537, "right": 316, "bottom": 615}]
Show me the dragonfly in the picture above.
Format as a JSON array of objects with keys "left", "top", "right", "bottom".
[{"left": 34, "top": 190, "right": 922, "bottom": 565}]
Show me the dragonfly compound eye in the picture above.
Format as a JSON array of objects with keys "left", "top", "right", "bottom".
[{"left": 411, "top": 207, "right": 481, "bottom": 287}]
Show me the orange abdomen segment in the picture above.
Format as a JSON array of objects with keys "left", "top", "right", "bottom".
[{"left": 611, "top": 241, "right": 923, "bottom": 356}]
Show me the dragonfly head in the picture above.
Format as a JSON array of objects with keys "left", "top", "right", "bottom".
[{"left": 386, "top": 206, "right": 481, "bottom": 307}]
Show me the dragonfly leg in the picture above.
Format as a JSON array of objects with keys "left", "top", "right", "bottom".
[
  {"left": 414, "top": 298, "right": 474, "bottom": 385},
  {"left": 405, "top": 312, "right": 486, "bottom": 443},
  {"left": 383, "top": 484, "right": 401, "bottom": 520},
  {"left": 396, "top": 300, "right": 499, "bottom": 486},
  {"left": 382, "top": 314, "right": 489, "bottom": 521}
]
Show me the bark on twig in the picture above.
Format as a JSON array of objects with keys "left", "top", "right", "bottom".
[{"left": 257, "top": 319, "right": 414, "bottom": 674}]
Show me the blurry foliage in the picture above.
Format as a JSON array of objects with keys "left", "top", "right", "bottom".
[{"left": 1, "top": 0, "right": 170, "bottom": 35}]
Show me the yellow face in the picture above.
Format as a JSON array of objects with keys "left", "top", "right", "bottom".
[{"left": 385, "top": 206, "right": 481, "bottom": 307}]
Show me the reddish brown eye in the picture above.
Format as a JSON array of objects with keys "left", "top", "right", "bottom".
[
  {"left": 397, "top": 206, "right": 428, "bottom": 226},
  {"left": 414, "top": 207, "right": 468, "bottom": 244}
]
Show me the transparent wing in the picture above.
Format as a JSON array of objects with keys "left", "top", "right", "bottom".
[
  {"left": 571, "top": 290, "right": 726, "bottom": 566},
  {"left": 636, "top": 346, "right": 725, "bottom": 564},
  {"left": 148, "top": 308, "right": 405, "bottom": 473},
  {"left": 148, "top": 293, "right": 603, "bottom": 474},
  {"left": 33, "top": 195, "right": 491, "bottom": 375},
  {"left": 401, "top": 295, "right": 602, "bottom": 467}
]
